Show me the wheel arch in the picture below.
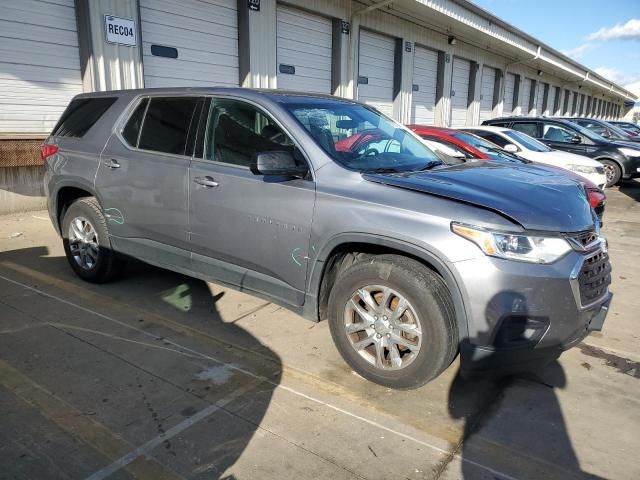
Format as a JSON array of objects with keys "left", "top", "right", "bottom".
[
  {"left": 54, "top": 181, "right": 99, "bottom": 233},
  {"left": 305, "top": 234, "right": 469, "bottom": 340},
  {"left": 594, "top": 155, "right": 625, "bottom": 176}
]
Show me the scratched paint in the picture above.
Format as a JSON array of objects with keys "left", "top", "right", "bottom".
[
  {"left": 104, "top": 208, "right": 125, "bottom": 225},
  {"left": 291, "top": 247, "right": 303, "bottom": 266}
]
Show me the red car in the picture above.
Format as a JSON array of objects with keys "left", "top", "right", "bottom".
[{"left": 408, "top": 125, "right": 606, "bottom": 219}]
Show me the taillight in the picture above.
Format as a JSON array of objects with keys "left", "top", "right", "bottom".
[
  {"left": 40, "top": 143, "right": 59, "bottom": 161},
  {"left": 587, "top": 189, "right": 605, "bottom": 209}
]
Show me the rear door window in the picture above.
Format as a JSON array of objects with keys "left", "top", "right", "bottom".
[
  {"left": 510, "top": 122, "right": 539, "bottom": 138},
  {"left": 541, "top": 122, "right": 578, "bottom": 143},
  {"left": 53, "top": 97, "right": 117, "bottom": 138},
  {"left": 138, "top": 97, "right": 200, "bottom": 155},
  {"left": 471, "top": 131, "right": 509, "bottom": 148},
  {"left": 122, "top": 98, "right": 148, "bottom": 147}
]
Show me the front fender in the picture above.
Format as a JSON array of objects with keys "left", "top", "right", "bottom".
[{"left": 304, "top": 232, "right": 470, "bottom": 339}]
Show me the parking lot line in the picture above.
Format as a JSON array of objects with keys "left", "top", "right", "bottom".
[
  {"left": 86, "top": 378, "right": 264, "bottom": 480},
  {"left": 0, "top": 358, "right": 182, "bottom": 480},
  {"left": 0, "top": 270, "right": 519, "bottom": 480}
]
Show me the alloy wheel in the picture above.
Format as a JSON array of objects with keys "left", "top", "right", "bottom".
[
  {"left": 343, "top": 285, "right": 422, "bottom": 371},
  {"left": 68, "top": 216, "right": 99, "bottom": 270}
]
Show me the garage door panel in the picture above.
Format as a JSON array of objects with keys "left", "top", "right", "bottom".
[
  {"left": 411, "top": 46, "right": 438, "bottom": 125},
  {"left": 141, "top": 0, "right": 239, "bottom": 88},
  {"left": 503, "top": 73, "right": 515, "bottom": 115},
  {"left": 276, "top": 5, "right": 332, "bottom": 94},
  {"left": 450, "top": 57, "right": 470, "bottom": 127},
  {"left": 479, "top": 65, "right": 496, "bottom": 122},
  {"left": 521, "top": 78, "right": 532, "bottom": 115},
  {"left": 0, "top": 19, "right": 77, "bottom": 45},
  {"left": 546, "top": 87, "right": 556, "bottom": 115},
  {"left": 3, "top": 1, "right": 77, "bottom": 30}
]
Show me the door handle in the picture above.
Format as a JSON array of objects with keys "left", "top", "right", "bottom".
[
  {"left": 193, "top": 176, "right": 219, "bottom": 188},
  {"left": 104, "top": 159, "right": 120, "bottom": 169}
]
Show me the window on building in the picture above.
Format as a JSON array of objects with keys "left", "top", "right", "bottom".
[
  {"left": 138, "top": 97, "right": 200, "bottom": 155},
  {"left": 53, "top": 97, "right": 117, "bottom": 138},
  {"left": 204, "top": 99, "right": 295, "bottom": 167}
]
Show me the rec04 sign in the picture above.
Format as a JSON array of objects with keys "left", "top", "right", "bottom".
[{"left": 104, "top": 15, "right": 137, "bottom": 47}]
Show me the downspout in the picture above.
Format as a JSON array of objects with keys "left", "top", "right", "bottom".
[{"left": 347, "top": 0, "right": 395, "bottom": 99}]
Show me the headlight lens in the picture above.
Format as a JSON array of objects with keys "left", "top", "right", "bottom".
[
  {"left": 566, "top": 164, "right": 597, "bottom": 174},
  {"left": 451, "top": 223, "right": 572, "bottom": 264},
  {"left": 619, "top": 147, "right": 640, "bottom": 157}
]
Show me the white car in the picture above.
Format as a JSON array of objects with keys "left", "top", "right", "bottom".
[{"left": 462, "top": 126, "right": 608, "bottom": 189}]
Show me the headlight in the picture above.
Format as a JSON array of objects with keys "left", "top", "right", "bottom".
[
  {"left": 451, "top": 223, "right": 572, "bottom": 264},
  {"left": 566, "top": 164, "right": 597, "bottom": 174},
  {"left": 619, "top": 147, "right": 640, "bottom": 157}
]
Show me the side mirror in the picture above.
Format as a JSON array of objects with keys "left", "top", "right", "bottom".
[
  {"left": 250, "top": 151, "right": 308, "bottom": 178},
  {"left": 570, "top": 135, "right": 582, "bottom": 144},
  {"left": 503, "top": 143, "right": 519, "bottom": 153}
]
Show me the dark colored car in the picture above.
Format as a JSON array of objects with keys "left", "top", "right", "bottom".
[
  {"left": 44, "top": 88, "right": 612, "bottom": 388},
  {"left": 563, "top": 118, "right": 640, "bottom": 143},
  {"left": 609, "top": 121, "right": 640, "bottom": 137},
  {"left": 482, "top": 116, "right": 640, "bottom": 186}
]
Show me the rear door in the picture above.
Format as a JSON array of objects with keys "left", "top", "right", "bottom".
[
  {"left": 540, "top": 120, "right": 590, "bottom": 156},
  {"left": 188, "top": 97, "right": 315, "bottom": 305},
  {"left": 96, "top": 96, "right": 200, "bottom": 267}
]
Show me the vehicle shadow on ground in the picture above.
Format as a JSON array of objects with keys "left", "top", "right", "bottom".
[
  {"left": 617, "top": 179, "right": 640, "bottom": 202},
  {"left": 448, "top": 293, "right": 606, "bottom": 479},
  {"left": 0, "top": 246, "right": 282, "bottom": 479}
]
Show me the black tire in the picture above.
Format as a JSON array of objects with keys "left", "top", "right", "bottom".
[
  {"left": 327, "top": 254, "right": 458, "bottom": 389},
  {"left": 62, "top": 197, "right": 122, "bottom": 283},
  {"left": 600, "top": 159, "right": 622, "bottom": 187}
]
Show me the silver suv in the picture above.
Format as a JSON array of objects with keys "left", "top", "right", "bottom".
[{"left": 43, "top": 88, "right": 612, "bottom": 389}]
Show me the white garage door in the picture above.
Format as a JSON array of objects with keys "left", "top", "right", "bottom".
[
  {"left": 520, "top": 78, "right": 532, "bottom": 115},
  {"left": 140, "top": 0, "right": 238, "bottom": 87},
  {"left": 358, "top": 30, "right": 396, "bottom": 117},
  {"left": 450, "top": 57, "right": 471, "bottom": 127},
  {"left": 277, "top": 5, "right": 332, "bottom": 94},
  {"left": 502, "top": 73, "right": 516, "bottom": 116},
  {"left": 479, "top": 65, "right": 496, "bottom": 122},
  {"left": 410, "top": 46, "right": 438, "bottom": 125},
  {"left": 535, "top": 83, "right": 546, "bottom": 116},
  {"left": 565, "top": 91, "right": 573, "bottom": 115},
  {"left": 0, "top": 0, "right": 83, "bottom": 135},
  {"left": 545, "top": 86, "right": 556, "bottom": 116}
]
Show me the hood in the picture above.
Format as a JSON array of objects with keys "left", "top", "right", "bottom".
[
  {"left": 541, "top": 150, "right": 603, "bottom": 166},
  {"left": 363, "top": 161, "right": 595, "bottom": 232}
]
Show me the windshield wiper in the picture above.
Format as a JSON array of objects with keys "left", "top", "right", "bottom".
[
  {"left": 361, "top": 167, "right": 402, "bottom": 173},
  {"left": 418, "top": 160, "right": 444, "bottom": 170}
]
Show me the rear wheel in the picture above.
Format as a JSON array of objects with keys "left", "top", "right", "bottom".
[
  {"left": 327, "top": 255, "right": 458, "bottom": 389},
  {"left": 600, "top": 159, "right": 622, "bottom": 187},
  {"left": 62, "top": 197, "right": 122, "bottom": 283}
]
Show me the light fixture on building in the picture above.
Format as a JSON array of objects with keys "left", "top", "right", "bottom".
[
  {"left": 448, "top": 36, "right": 457, "bottom": 45},
  {"left": 537, "top": 70, "right": 543, "bottom": 76}
]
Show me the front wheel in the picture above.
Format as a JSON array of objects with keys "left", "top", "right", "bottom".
[
  {"left": 327, "top": 255, "right": 458, "bottom": 389},
  {"left": 600, "top": 159, "right": 622, "bottom": 187}
]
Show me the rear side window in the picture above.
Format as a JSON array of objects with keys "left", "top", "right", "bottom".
[
  {"left": 53, "top": 97, "right": 117, "bottom": 138},
  {"left": 511, "top": 122, "right": 539, "bottom": 138},
  {"left": 138, "top": 97, "right": 200, "bottom": 155},
  {"left": 473, "top": 131, "right": 509, "bottom": 147},
  {"left": 122, "top": 98, "right": 148, "bottom": 147}
]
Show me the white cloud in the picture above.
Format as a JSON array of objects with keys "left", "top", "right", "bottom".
[
  {"left": 562, "top": 43, "right": 593, "bottom": 60},
  {"left": 594, "top": 67, "right": 640, "bottom": 93},
  {"left": 588, "top": 18, "right": 640, "bottom": 41}
]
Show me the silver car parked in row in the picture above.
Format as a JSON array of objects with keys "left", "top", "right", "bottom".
[{"left": 43, "top": 88, "right": 612, "bottom": 388}]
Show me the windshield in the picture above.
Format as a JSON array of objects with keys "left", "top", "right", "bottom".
[
  {"left": 503, "top": 130, "right": 551, "bottom": 152},
  {"left": 284, "top": 101, "right": 441, "bottom": 172},
  {"left": 451, "top": 132, "right": 526, "bottom": 163}
]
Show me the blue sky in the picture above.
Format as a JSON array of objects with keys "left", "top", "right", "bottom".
[{"left": 472, "top": 0, "right": 640, "bottom": 93}]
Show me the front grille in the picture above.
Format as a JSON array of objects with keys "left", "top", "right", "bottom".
[
  {"left": 566, "top": 230, "right": 599, "bottom": 250},
  {"left": 578, "top": 251, "right": 611, "bottom": 306}
]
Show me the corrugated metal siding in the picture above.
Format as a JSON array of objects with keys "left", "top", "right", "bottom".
[
  {"left": 520, "top": 78, "right": 532, "bottom": 115},
  {"left": 410, "top": 46, "right": 438, "bottom": 125},
  {"left": 450, "top": 57, "right": 470, "bottom": 127},
  {"left": 358, "top": 30, "right": 395, "bottom": 118},
  {"left": 276, "top": 5, "right": 332, "bottom": 94},
  {"left": 140, "top": 0, "right": 238, "bottom": 87},
  {"left": 503, "top": 72, "right": 515, "bottom": 115},
  {"left": 478, "top": 65, "right": 495, "bottom": 122},
  {"left": 0, "top": 0, "right": 82, "bottom": 135}
]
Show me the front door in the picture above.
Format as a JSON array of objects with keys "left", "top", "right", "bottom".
[
  {"left": 540, "top": 121, "right": 590, "bottom": 156},
  {"left": 189, "top": 98, "right": 315, "bottom": 306},
  {"left": 96, "top": 96, "right": 201, "bottom": 268}
]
